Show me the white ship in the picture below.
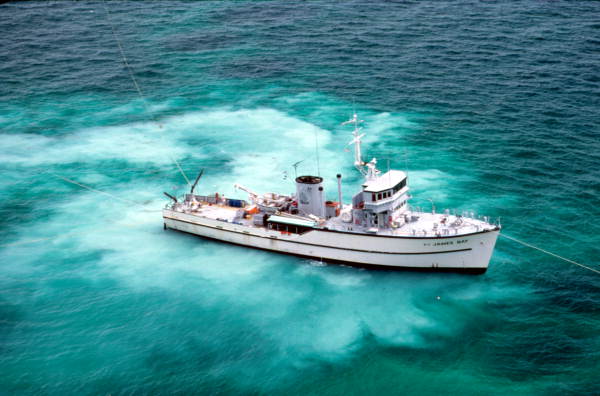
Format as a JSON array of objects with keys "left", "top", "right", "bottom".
[{"left": 163, "top": 113, "right": 500, "bottom": 274}]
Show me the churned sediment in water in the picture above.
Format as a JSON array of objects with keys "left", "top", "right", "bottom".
[{"left": 1, "top": 1, "right": 599, "bottom": 394}]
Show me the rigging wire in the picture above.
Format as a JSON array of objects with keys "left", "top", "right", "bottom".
[
  {"left": 100, "top": 0, "right": 191, "bottom": 186},
  {"left": 500, "top": 234, "right": 600, "bottom": 275}
]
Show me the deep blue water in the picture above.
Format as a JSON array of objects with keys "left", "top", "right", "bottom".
[{"left": 1, "top": 1, "right": 599, "bottom": 394}]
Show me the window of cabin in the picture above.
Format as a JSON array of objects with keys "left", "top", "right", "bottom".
[
  {"left": 378, "top": 193, "right": 382, "bottom": 200},
  {"left": 372, "top": 193, "right": 376, "bottom": 202},
  {"left": 393, "top": 178, "right": 407, "bottom": 194}
]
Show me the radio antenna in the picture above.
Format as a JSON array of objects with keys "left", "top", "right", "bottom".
[
  {"left": 292, "top": 160, "right": 304, "bottom": 179},
  {"left": 314, "top": 129, "right": 321, "bottom": 176}
]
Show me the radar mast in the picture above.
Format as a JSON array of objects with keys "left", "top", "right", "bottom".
[{"left": 342, "top": 113, "right": 379, "bottom": 180}]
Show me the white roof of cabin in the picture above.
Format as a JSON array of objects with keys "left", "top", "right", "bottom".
[
  {"left": 268, "top": 215, "right": 316, "bottom": 228},
  {"left": 362, "top": 170, "right": 406, "bottom": 192}
]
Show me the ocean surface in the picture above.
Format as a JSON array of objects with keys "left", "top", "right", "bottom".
[{"left": 1, "top": 1, "right": 599, "bottom": 394}]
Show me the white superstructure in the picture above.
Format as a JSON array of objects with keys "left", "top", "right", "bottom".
[{"left": 162, "top": 113, "right": 500, "bottom": 274}]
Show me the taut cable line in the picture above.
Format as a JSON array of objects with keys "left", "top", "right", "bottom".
[
  {"left": 500, "top": 234, "right": 600, "bottom": 275},
  {"left": 0, "top": 173, "right": 160, "bottom": 248},
  {"left": 48, "top": 172, "right": 161, "bottom": 213},
  {"left": 49, "top": 172, "right": 138, "bottom": 206},
  {"left": 101, "top": 0, "right": 191, "bottom": 186}
]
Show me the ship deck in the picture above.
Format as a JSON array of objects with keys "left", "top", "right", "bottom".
[
  {"left": 326, "top": 211, "right": 494, "bottom": 237},
  {"left": 169, "top": 202, "right": 497, "bottom": 238}
]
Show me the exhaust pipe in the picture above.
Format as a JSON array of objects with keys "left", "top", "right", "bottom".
[{"left": 336, "top": 174, "right": 343, "bottom": 211}]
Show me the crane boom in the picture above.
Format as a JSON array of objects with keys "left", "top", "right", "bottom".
[{"left": 234, "top": 184, "right": 259, "bottom": 199}]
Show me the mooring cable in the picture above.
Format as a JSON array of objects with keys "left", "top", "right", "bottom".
[
  {"left": 100, "top": 0, "right": 191, "bottom": 186},
  {"left": 0, "top": 172, "right": 162, "bottom": 248},
  {"left": 500, "top": 234, "right": 600, "bottom": 275},
  {"left": 49, "top": 172, "right": 138, "bottom": 206},
  {"left": 47, "top": 172, "right": 161, "bottom": 213}
]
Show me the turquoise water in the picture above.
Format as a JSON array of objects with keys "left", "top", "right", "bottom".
[{"left": 1, "top": 1, "right": 599, "bottom": 394}]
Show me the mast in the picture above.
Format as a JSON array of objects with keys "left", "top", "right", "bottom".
[
  {"left": 342, "top": 113, "right": 366, "bottom": 175},
  {"left": 343, "top": 113, "right": 379, "bottom": 180}
]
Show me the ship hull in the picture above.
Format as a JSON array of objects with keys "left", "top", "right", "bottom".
[{"left": 163, "top": 210, "right": 499, "bottom": 274}]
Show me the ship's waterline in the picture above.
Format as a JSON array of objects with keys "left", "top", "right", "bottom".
[{"left": 164, "top": 209, "right": 499, "bottom": 273}]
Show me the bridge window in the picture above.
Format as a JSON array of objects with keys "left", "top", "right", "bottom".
[
  {"left": 393, "top": 178, "right": 407, "bottom": 194},
  {"left": 372, "top": 187, "right": 402, "bottom": 202}
]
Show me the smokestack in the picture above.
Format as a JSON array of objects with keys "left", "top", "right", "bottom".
[
  {"left": 336, "top": 174, "right": 343, "bottom": 211},
  {"left": 295, "top": 175, "right": 325, "bottom": 217}
]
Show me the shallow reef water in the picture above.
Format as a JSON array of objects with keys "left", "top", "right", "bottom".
[{"left": 0, "top": 1, "right": 599, "bottom": 394}]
